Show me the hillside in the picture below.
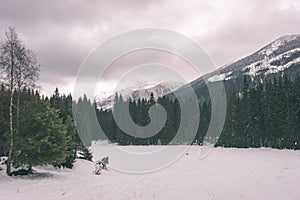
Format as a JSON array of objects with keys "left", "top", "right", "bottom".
[{"left": 170, "top": 34, "right": 300, "bottom": 100}]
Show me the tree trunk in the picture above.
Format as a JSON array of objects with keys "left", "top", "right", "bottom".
[
  {"left": 6, "top": 40, "right": 14, "bottom": 176},
  {"left": 28, "top": 163, "right": 33, "bottom": 174},
  {"left": 6, "top": 87, "right": 14, "bottom": 176},
  {"left": 16, "top": 87, "right": 20, "bottom": 138}
]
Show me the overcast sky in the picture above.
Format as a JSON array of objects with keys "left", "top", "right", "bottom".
[{"left": 0, "top": 0, "right": 300, "bottom": 97}]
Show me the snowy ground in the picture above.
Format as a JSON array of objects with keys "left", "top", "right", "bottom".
[{"left": 1, "top": 146, "right": 300, "bottom": 200}]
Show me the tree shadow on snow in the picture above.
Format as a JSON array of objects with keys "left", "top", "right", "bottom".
[{"left": 12, "top": 171, "right": 54, "bottom": 180}]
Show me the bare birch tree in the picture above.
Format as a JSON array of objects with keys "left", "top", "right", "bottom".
[{"left": 0, "top": 26, "right": 40, "bottom": 176}]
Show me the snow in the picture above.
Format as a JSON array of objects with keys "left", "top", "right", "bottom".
[
  {"left": 1, "top": 146, "right": 300, "bottom": 200},
  {"left": 97, "top": 81, "right": 184, "bottom": 109},
  {"left": 241, "top": 47, "right": 300, "bottom": 77},
  {"left": 207, "top": 74, "right": 226, "bottom": 82},
  {"left": 261, "top": 38, "right": 285, "bottom": 56},
  {"left": 267, "top": 57, "right": 300, "bottom": 74},
  {"left": 260, "top": 34, "right": 300, "bottom": 56},
  {"left": 204, "top": 35, "right": 300, "bottom": 82}
]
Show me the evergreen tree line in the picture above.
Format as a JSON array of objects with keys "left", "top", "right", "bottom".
[
  {"left": 0, "top": 87, "right": 92, "bottom": 172},
  {"left": 77, "top": 92, "right": 211, "bottom": 146},
  {"left": 216, "top": 75, "right": 300, "bottom": 149},
  {"left": 77, "top": 75, "right": 300, "bottom": 150}
]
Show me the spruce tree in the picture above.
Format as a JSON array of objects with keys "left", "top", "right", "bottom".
[
  {"left": 13, "top": 98, "right": 69, "bottom": 171},
  {"left": 78, "top": 146, "right": 93, "bottom": 161}
]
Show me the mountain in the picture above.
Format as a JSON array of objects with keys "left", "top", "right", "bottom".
[
  {"left": 205, "top": 34, "right": 300, "bottom": 82},
  {"left": 171, "top": 34, "right": 300, "bottom": 100},
  {"left": 98, "top": 81, "right": 184, "bottom": 109},
  {"left": 99, "top": 34, "right": 300, "bottom": 108}
]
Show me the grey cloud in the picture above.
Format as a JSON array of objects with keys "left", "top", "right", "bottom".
[
  {"left": 0, "top": 0, "right": 299, "bottom": 96},
  {"left": 197, "top": 0, "right": 300, "bottom": 65}
]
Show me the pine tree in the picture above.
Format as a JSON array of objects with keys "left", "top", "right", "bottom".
[
  {"left": 78, "top": 146, "right": 93, "bottom": 161},
  {"left": 13, "top": 98, "right": 69, "bottom": 171},
  {"left": 149, "top": 92, "right": 155, "bottom": 106},
  {"left": 49, "top": 89, "right": 81, "bottom": 168}
]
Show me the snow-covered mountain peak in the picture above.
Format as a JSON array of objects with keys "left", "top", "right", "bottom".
[
  {"left": 97, "top": 81, "right": 184, "bottom": 110},
  {"left": 193, "top": 34, "right": 300, "bottom": 86},
  {"left": 260, "top": 34, "right": 300, "bottom": 56},
  {"left": 278, "top": 34, "right": 300, "bottom": 43}
]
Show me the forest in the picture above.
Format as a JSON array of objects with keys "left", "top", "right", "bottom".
[{"left": 74, "top": 75, "right": 300, "bottom": 149}]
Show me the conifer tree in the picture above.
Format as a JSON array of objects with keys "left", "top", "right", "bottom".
[
  {"left": 78, "top": 146, "right": 93, "bottom": 161},
  {"left": 13, "top": 98, "right": 69, "bottom": 171}
]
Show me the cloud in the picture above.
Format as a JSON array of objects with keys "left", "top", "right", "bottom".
[{"left": 0, "top": 0, "right": 299, "bottom": 96}]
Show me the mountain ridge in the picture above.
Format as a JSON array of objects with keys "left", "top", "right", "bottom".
[
  {"left": 98, "top": 34, "right": 300, "bottom": 108},
  {"left": 207, "top": 34, "right": 300, "bottom": 80},
  {"left": 98, "top": 81, "right": 184, "bottom": 109},
  {"left": 165, "top": 34, "right": 300, "bottom": 101}
]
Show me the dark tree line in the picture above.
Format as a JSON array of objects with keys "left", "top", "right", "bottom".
[
  {"left": 216, "top": 75, "right": 300, "bottom": 149},
  {"left": 0, "top": 87, "right": 92, "bottom": 174},
  {"left": 77, "top": 92, "right": 211, "bottom": 146},
  {"left": 79, "top": 75, "right": 300, "bottom": 150}
]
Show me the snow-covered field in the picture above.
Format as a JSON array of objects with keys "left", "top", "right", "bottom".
[{"left": 1, "top": 146, "right": 300, "bottom": 200}]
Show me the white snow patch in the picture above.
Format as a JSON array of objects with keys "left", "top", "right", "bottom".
[
  {"left": 260, "top": 35, "right": 300, "bottom": 56},
  {"left": 1, "top": 146, "right": 300, "bottom": 200},
  {"left": 267, "top": 58, "right": 300, "bottom": 75},
  {"left": 207, "top": 73, "right": 226, "bottom": 82},
  {"left": 243, "top": 48, "right": 300, "bottom": 77}
]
